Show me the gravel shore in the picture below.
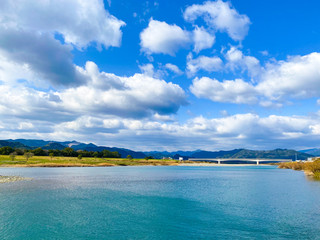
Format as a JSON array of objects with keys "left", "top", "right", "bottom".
[{"left": 0, "top": 175, "right": 32, "bottom": 183}]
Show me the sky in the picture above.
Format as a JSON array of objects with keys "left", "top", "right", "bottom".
[{"left": 1, "top": 0, "right": 320, "bottom": 151}]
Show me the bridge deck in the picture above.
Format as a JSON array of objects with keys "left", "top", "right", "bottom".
[{"left": 188, "top": 158, "right": 292, "bottom": 162}]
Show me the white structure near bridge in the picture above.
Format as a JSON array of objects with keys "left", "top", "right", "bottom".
[{"left": 188, "top": 158, "right": 292, "bottom": 165}]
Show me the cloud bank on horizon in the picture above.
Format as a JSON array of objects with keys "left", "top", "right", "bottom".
[{"left": 0, "top": 0, "right": 320, "bottom": 151}]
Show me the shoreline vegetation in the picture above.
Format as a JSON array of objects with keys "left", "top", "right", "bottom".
[
  {"left": 0, "top": 155, "right": 275, "bottom": 168},
  {"left": 0, "top": 155, "right": 181, "bottom": 168},
  {"left": 278, "top": 160, "right": 320, "bottom": 180}
]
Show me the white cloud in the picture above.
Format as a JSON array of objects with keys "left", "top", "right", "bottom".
[
  {"left": 225, "top": 46, "right": 261, "bottom": 78},
  {"left": 62, "top": 62, "right": 187, "bottom": 117},
  {"left": 257, "top": 52, "right": 320, "bottom": 100},
  {"left": 0, "top": 28, "right": 85, "bottom": 86},
  {"left": 18, "top": 122, "right": 34, "bottom": 130},
  {"left": 3, "top": 112, "right": 318, "bottom": 151},
  {"left": 190, "top": 77, "right": 257, "bottom": 104},
  {"left": 140, "top": 19, "right": 191, "bottom": 55},
  {"left": 164, "top": 63, "right": 183, "bottom": 75},
  {"left": 260, "top": 50, "right": 269, "bottom": 56},
  {"left": 184, "top": 0, "right": 250, "bottom": 41},
  {"left": 139, "top": 63, "right": 155, "bottom": 77},
  {"left": 0, "top": 0, "right": 125, "bottom": 87},
  {"left": 0, "top": 61, "right": 187, "bottom": 121},
  {"left": 0, "top": 0, "right": 125, "bottom": 49},
  {"left": 187, "top": 54, "right": 223, "bottom": 76},
  {"left": 190, "top": 52, "right": 320, "bottom": 106},
  {"left": 193, "top": 26, "right": 215, "bottom": 53}
]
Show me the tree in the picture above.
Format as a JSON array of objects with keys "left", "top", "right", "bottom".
[
  {"left": 144, "top": 156, "right": 154, "bottom": 160},
  {"left": 0, "top": 146, "right": 14, "bottom": 155},
  {"left": 24, "top": 152, "right": 34, "bottom": 161},
  {"left": 62, "top": 147, "right": 77, "bottom": 157},
  {"left": 49, "top": 153, "right": 54, "bottom": 161},
  {"left": 127, "top": 155, "right": 133, "bottom": 160},
  {"left": 15, "top": 149, "right": 24, "bottom": 155},
  {"left": 77, "top": 154, "right": 82, "bottom": 160},
  {"left": 9, "top": 152, "right": 17, "bottom": 161},
  {"left": 93, "top": 152, "right": 99, "bottom": 159},
  {"left": 32, "top": 147, "right": 47, "bottom": 156}
]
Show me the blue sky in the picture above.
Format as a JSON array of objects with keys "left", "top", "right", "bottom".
[{"left": 1, "top": 0, "right": 320, "bottom": 151}]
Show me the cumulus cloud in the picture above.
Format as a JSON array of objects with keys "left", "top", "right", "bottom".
[
  {"left": 0, "top": 61, "right": 187, "bottom": 122},
  {"left": 257, "top": 52, "right": 320, "bottom": 100},
  {"left": 0, "top": 0, "right": 125, "bottom": 87},
  {"left": 140, "top": 19, "right": 191, "bottom": 55},
  {"left": 3, "top": 112, "right": 319, "bottom": 151},
  {"left": 62, "top": 62, "right": 187, "bottom": 118},
  {"left": 0, "top": 28, "right": 84, "bottom": 86},
  {"left": 184, "top": 0, "right": 250, "bottom": 41},
  {"left": 164, "top": 63, "right": 183, "bottom": 75},
  {"left": 139, "top": 63, "right": 155, "bottom": 77},
  {"left": 190, "top": 77, "right": 257, "bottom": 104},
  {"left": 0, "top": 0, "right": 125, "bottom": 49},
  {"left": 225, "top": 46, "right": 261, "bottom": 78},
  {"left": 187, "top": 54, "right": 223, "bottom": 76},
  {"left": 193, "top": 26, "right": 215, "bottom": 53},
  {"left": 190, "top": 52, "right": 320, "bottom": 106},
  {"left": 0, "top": 85, "right": 73, "bottom": 122}
]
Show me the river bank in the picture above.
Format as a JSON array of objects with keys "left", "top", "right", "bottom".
[
  {"left": 0, "top": 155, "right": 281, "bottom": 168},
  {"left": 278, "top": 161, "right": 320, "bottom": 180},
  {"left": 0, "top": 155, "right": 180, "bottom": 168}
]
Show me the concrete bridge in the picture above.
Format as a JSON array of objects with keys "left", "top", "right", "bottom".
[{"left": 187, "top": 158, "right": 292, "bottom": 165}]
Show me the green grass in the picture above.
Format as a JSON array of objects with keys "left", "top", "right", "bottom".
[{"left": 0, "top": 155, "right": 179, "bottom": 167}]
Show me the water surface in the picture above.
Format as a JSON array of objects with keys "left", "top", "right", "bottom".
[{"left": 0, "top": 166, "right": 319, "bottom": 239}]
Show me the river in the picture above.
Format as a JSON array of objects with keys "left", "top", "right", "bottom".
[{"left": 0, "top": 166, "right": 319, "bottom": 239}]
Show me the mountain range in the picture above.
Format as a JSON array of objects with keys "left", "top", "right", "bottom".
[{"left": 0, "top": 139, "right": 316, "bottom": 160}]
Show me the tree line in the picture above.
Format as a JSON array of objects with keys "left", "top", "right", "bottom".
[{"left": 0, "top": 146, "right": 121, "bottom": 158}]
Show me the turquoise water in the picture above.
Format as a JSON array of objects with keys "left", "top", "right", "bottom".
[{"left": 0, "top": 166, "right": 320, "bottom": 239}]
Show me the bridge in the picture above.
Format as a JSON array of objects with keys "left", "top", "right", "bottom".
[{"left": 187, "top": 158, "right": 292, "bottom": 165}]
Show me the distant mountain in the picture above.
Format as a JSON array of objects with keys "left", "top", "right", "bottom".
[
  {"left": 3, "top": 139, "right": 146, "bottom": 158},
  {"left": 299, "top": 148, "right": 320, "bottom": 156},
  {"left": 0, "top": 139, "right": 313, "bottom": 160},
  {"left": 6, "top": 139, "right": 51, "bottom": 148},
  {"left": 0, "top": 140, "right": 30, "bottom": 149},
  {"left": 231, "top": 149, "right": 311, "bottom": 160},
  {"left": 191, "top": 149, "right": 243, "bottom": 158},
  {"left": 144, "top": 150, "right": 201, "bottom": 159},
  {"left": 145, "top": 148, "right": 312, "bottom": 160},
  {"left": 69, "top": 143, "right": 98, "bottom": 151},
  {"left": 42, "top": 142, "right": 66, "bottom": 150}
]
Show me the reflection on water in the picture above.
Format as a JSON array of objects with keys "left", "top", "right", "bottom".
[{"left": 0, "top": 166, "right": 320, "bottom": 239}]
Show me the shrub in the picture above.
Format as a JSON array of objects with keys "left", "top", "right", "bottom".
[{"left": 24, "top": 152, "right": 34, "bottom": 161}]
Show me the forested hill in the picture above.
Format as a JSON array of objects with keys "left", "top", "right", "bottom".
[
  {"left": 1, "top": 139, "right": 314, "bottom": 160},
  {"left": 146, "top": 148, "right": 313, "bottom": 160},
  {"left": 3, "top": 139, "right": 146, "bottom": 158}
]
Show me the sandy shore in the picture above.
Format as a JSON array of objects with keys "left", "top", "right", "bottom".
[{"left": 178, "top": 163, "right": 265, "bottom": 166}]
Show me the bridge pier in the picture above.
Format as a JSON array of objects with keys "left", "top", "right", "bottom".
[
  {"left": 256, "top": 161, "right": 260, "bottom": 165},
  {"left": 218, "top": 160, "right": 221, "bottom": 165}
]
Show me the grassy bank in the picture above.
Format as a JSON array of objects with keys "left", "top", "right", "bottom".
[
  {"left": 0, "top": 155, "right": 179, "bottom": 167},
  {"left": 278, "top": 160, "right": 320, "bottom": 180}
]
